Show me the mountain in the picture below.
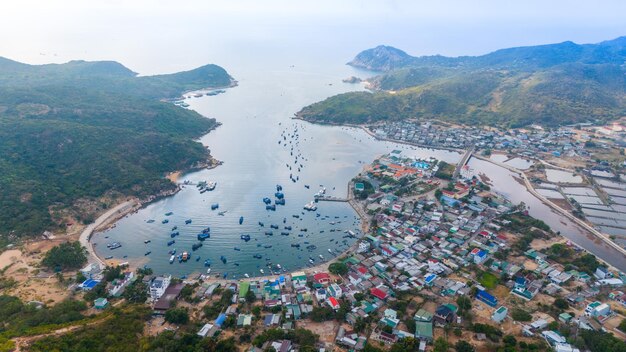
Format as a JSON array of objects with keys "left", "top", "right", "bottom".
[
  {"left": 0, "top": 57, "right": 234, "bottom": 239},
  {"left": 299, "top": 37, "right": 626, "bottom": 127}
]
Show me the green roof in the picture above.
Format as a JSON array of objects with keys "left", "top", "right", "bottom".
[
  {"left": 415, "top": 320, "right": 433, "bottom": 340},
  {"left": 414, "top": 308, "right": 433, "bottom": 322}
]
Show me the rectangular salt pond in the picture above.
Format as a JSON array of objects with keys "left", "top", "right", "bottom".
[
  {"left": 582, "top": 204, "right": 614, "bottom": 212},
  {"left": 582, "top": 208, "right": 626, "bottom": 221},
  {"left": 610, "top": 196, "right": 626, "bottom": 205},
  {"left": 545, "top": 169, "right": 583, "bottom": 183},
  {"left": 595, "top": 178, "right": 626, "bottom": 191},
  {"left": 604, "top": 188, "right": 626, "bottom": 198},
  {"left": 568, "top": 194, "right": 603, "bottom": 205},
  {"left": 587, "top": 216, "right": 626, "bottom": 228},
  {"left": 562, "top": 187, "right": 597, "bottom": 196},
  {"left": 536, "top": 188, "right": 564, "bottom": 199}
]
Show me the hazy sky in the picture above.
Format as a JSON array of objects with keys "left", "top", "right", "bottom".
[{"left": 1, "top": 0, "right": 625, "bottom": 74}]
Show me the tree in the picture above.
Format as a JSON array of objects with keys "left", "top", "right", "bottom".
[
  {"left": 454, "top": 340, "right": 475, "bottom": 352},
  {"left": 456, "top": 295, "right": 472, "bottom": 312},
  {"left": 41, "top": 242, "right": 87, "bottom": 271},
  {"left": 618, "top": 319, "right": 626, "bottom": 333},
  {"left": 245, "top": 289, "right": 256, "bottom": 303},
  {"left": 390, "top": 337, "right": 420, "bottom": 352},
  {"left": 553, "top": 297, "right": 569, "bottom": 310},
  {"left": 433, "top": 337, "right": 450, "bottom": 352},
  {"left": 123, "top": 280, "right": 148, "bottom": 303},
  {"left": 511, "top": 308, "right": 532, "bottom": 322},
  {"left": 503, "top": 335, "right": 517, "bottom": 347},
  {"left": 329, "top": 262, "right": 349, "bottom": 275},
  {"left": 165, "top": 307, "right": 189, "bottom": 325}
]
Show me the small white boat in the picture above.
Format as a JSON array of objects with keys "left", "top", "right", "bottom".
[
  {"left": 328, "top": 249, "right": 333, "bottom": 253},
  {"left": 169, "top": 255, "right": 175, "bottom": 263},
  {"left": 260, "top": 269, "right": 264, "bottom": 274},
  {"left": 319, "top": 254, "right": 324, "bottom": 259},
  {"left": 244, "top": 273, "right": 250, "bottom": 278},
  {"left": 206, "top": 268, "right": 212, "bottom": 274}
]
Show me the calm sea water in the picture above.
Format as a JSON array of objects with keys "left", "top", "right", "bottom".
[{"left": 94, "top": 64, "right": 463, "bottom": 278}]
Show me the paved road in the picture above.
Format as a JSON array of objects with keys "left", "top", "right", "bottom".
[{"left": 78, "top": 200, "right": 137, "bottom": 267}]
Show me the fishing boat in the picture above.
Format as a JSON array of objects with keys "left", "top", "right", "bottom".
[
  {"left": 144, "top": 240, "right": 151, "bottom": 244},
  {"left": 328, "top": 249, "right": 333, "bottom": 253},
  {"left": 253, "top": 254, "right": 262, "bottom": 259},
  {"left": 170, "top": 232, "right": 179, "bottom": 238},
  {"left": 147, "top": 219, "right": 155, "bottom": 223},
  {"left": 182, "top": 251, "right": 189, "bottom": 261},
  {"left": 105, "top": 255, "right": 113, "bottom": 260},
  {"left": 192, "top": 242, "right": 203, "bottom": 251},
  {"left": 108, "top": 242, "right": 122, "bottom": 250},
  {"left": 185, "top": 219, "right": 192, "bottom": 224},
  {"left": 206, "top": 268, "right": 212, "bottom": 274},
  {"left": 220, "top": 255, "right": 227, "bottom": 264},
  {"left": 240, "top": 234, "right": 251, "bottom": 241},
  {"left": 165, "top": 212, "right": 174, "bottom": 216},
  {"left": 280, "top": 232, "right": 289, "bottom": 236},
  {"left": 263, "top": 244, "right": 273, "bottom": 248},
  {"left": 319, "top": 254, "right": 324, "bottom": 259},
  {"left": 171, "top": 226, "right": 177, "bottom": 231},
  {"left": 275, "top": 198, "right": 285, "bottom": 205},
  {"left": 284, "top": 226, "right": 292, "bottom": 230},
  {"left": 206, "top": 181, "right": 217, "bottom": 191},
  {"left": 266, "top": 204, "right": 276, "bottom": 211},
  {"left": 309, "top": 258, "right": 314, "bottom": 264},
  {"left": 244, "top": 273, "right": 249, "bottom": 278},
  {"left": 234, "top": 247, "right": 241, "bottom": 251},
  {"left": 162, "top": 219, "right": 169, "bottom": 224},
  {"left": 223, "top": 272, "right": 228, "bottom": 279},
  {"left": 196, "top": 256, "right": 201, "bottom": 262},
  {"left": 169, "top": 249, "right": 176, "bottom": 255},
  {"left": 169, "top": 255, "right": 175, "bottom": 263},
  {"left": 167, "top": 240, "right": 175, "bottom": 246},
  {"left": 274, "top": 192, "right": 284, "bottom": 199},
  {"left": 260, "top": 269, "right": 264, "bottom": 274},
  {"left": 304, "top": 201, "right": 317, "bottom": 211},
  {"left": 291, "top": 243, "right": 300, "bottom": 248},
  {"left": 239, "top": 216, "right": 244, "bottom": 225},
  {"left": 211, "top": 203, "right": 219, "bottom": 210},
  {"left": 218, "top": 210, "right": 227, "bottom": 216},
  {"left": 197, "top": 233, "right": 210, "bottom": 240},
  {"left": 265, "top": 231, "right": 273, "bottom": 236},
  {"left": 204, "top": 259, "right": 211, "bottom": 267},
  {"left": 145, "top": 251, "right": 151, "bottom": 256},
  {"left": 276, "top": 185, "right": 282, "bottom": 191},
  {"left": 258, "top": 221, "right": 264, "bottom": 226},
  {"left": 270, "top": 224, "right": 279, "bottom": 229},
  {"left": 263, "top": 197, "right": 272, "bottom": 205}
]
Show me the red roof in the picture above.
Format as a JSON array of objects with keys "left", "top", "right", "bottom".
[
  {"left": 328, "top": 296, "right": 339, "bottom": 308},
  {"left": 370, "top": 287, "right": 388, "bottom": 300},
  {"left": 357, "top": 266, "right": 368, "bottom": 275},
  {"left": 313, "top": 272, "right": 331, "bottom": 283}
]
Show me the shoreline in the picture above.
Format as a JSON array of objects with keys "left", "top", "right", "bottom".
[{"left": 296, "top": 119, "right": 626, "bottom": 271}]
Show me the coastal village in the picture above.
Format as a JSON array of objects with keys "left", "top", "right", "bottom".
[{"left": 34, "top": 135, "right": 626, "bottom": 351}]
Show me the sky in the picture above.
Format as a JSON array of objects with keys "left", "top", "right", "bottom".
[{"left": 1, "top": 0, "right": 625, "bottom": 74}]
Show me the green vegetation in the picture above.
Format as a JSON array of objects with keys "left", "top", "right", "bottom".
[
  {"left": 455, "top": 340, "right": 475, "bottom": 352},
  {"left": 353, "top": 178, "right": 375, "bottom": 200},
  {"left": 511, "top": 308, "right": 532, "bottom": 322},
  {"left": 298, "top": 37, "right": 626, "bottom": 128},
  {"left": 579, "top": 330, "right": 626, "bottom": 352},
  {"left": 29, "top": 305, "right": 150, "bottom": 352},
  {"left": 478, "top": 271, "right": 499, "bottom": 289},
  {"left": 164, "top": 307, "right": 189, "bottom": 325},
  {"left": 143, "top": 332, "right": 238, "bottom": 351},
  {"left": 545, "top": 243, "right": 601, "bottom": 275},
  {"left": 471, "top": 323, "right": 503, "bottom": 342},
  {"left": 41, "top": 241, "right": 87, "bottom": 271},
  {"left": 435, "top": 161, "right": 455, "bottom": 180},
  {"left": 328, "top": 262, "right": 349, "bottom": 275},
  {"left": 0, "top": 57, "right": 233, "bottom": 239}
]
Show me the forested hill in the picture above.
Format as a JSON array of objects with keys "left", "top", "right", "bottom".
[
  {"left": 0, "top": 58, "right": 234, "bottom": 239},
  {"left": 299, "top": 37, "right": 626, "bottom": 127}
]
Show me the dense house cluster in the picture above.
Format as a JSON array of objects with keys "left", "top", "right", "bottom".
[{"left": 372, "top": 120, "right": 603, "bottom": 159}]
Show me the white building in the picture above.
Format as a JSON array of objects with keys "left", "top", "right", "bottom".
[
  {"left": 149, "top": 275, "right": 171, "bottom": 301},
  {"left": 491, "top": 306, "right": 508, "bottom": 323},
  {"left": 357, "top": 241, "right": 370, "bottom": 253}
]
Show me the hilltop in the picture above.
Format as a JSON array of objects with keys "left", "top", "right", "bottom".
[
  {"left": 0, "top": 57, "right": 234, "bottom": 239},
  {"left": 298, "top": 37, "right": 626, "bottom": 127}
]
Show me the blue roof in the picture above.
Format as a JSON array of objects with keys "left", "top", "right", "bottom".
[
  {"left": 81, "top": 279, "right": 99, "bottom": 289},
  {"left": 279, "top": 275, "right": 285, "bottom": 283},
  {"left": 476, "top": 290, "right": 497, "bottom": 306},
  {"left": 215, "top": 313, "right": 226, "bottom": 326}
]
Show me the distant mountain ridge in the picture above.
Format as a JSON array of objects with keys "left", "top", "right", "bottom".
[
  {"left": 0, "top": 57, "right": 234, "bottom": 238},
  {"left": 298, "top": 37, "right": 626, "bottom": 128}
]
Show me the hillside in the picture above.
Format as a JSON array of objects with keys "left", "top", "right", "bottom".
[
  {"left": 0, "top": 57, "right": 234, "bottom": 239},
  {"left": 299, "top": 37, "right": 626, "bottom": 127}
]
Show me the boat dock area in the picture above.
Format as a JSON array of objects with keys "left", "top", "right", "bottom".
[{"left": 314, "top": 195, "right": 348, "bottom": 202}]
